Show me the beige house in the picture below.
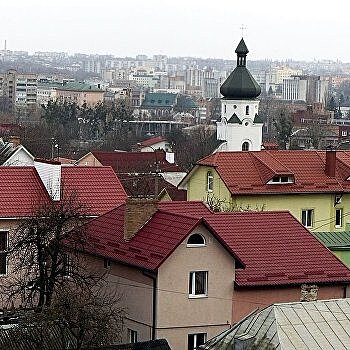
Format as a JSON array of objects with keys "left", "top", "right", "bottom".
[
  {"left": 82, "top": 200, "right": 350, "bottom": 350},
  {"left": 55, "top": 83, "right": 104, "bottom": 106},
  {"left": 83, "top": 200, "right": 242, "bottom": 349}
]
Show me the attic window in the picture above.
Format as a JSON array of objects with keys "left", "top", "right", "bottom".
[
  {"left": 187, "top": 234, "right": 206, "bottom": 247},
  {"left": 268, "top": 176, "right": 294, "bottom": 184}
]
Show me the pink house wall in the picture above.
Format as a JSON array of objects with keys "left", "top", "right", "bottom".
[{"left": 232, "top": 284, "right": 347, "bottom": 323}]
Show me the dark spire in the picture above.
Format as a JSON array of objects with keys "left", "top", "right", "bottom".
[{"left": 220, "top": 38, "right": 261, "bottom": 99}]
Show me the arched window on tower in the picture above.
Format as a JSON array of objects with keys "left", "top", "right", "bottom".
[
  {"left": 245, "top": 105, "right": 249, "bottom": 115},
  {"left": 242, "top": 141, "right": 250, "bottom": 151}
]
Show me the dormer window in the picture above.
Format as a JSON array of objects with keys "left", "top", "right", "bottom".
[
  {"left": 268, "top": 176, "right": 294, "bottom": 184},
  {"left": 187, "top": 233, "right": 206, "bottom": 247}
]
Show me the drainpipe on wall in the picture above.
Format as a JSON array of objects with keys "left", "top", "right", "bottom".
[{"left": 143, "top": 270, "right": 157, "bottom": 340}]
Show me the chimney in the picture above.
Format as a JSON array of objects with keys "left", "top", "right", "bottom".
[
  {"left": 34, "top": 159, "right": 62, "bottom": 201},
  {"left": 325, "top": 148, "right": 336, "bottom": 177},
  {"left": 9, "top": 135, "right": 20, "bottom": 146},
  {"left": 124, "top": 198, "right": 158, "bottom": 240},
  {"left": 300, "top": 284, "right": 318, "bottom": 302}
]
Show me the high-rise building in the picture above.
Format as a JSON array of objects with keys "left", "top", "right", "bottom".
[
  {"left": 282, "top": 75, "right": 329, "bottom": 104},
  {"left": 0, "top": 70, "right": 38, "bottom": 110}
]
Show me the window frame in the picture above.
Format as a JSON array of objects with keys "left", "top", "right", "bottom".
[
  {"left": 189, "top": 271, "right": 208, "bottom": 298},
  {"left": 335, "top": 208, "right": 343, "bottom": 228},
  {"left": 207, "top": 171, "right": 214, "bottom": 192},
  {"left": 127, "top": 328, "right": 137, "bottom": 343},
  {"left": 0, "top": 231, "right": 9, "bottom": 276},
  {"left": 242, "top": 141, "right": 250, "bottom": 151},
  {"left": 187, "top": 233, "right": 206, "bottom": 247},
  {"left": 188, "top": 333, "right": 207, "bottom": 350},
  {"left": 301, "top": 209, "right": 314, "bottom": 228}
]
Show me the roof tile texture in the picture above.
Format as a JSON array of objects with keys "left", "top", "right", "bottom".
[
  {"left": 0, "top": 166, "right": 127, "bottom": 217},
  {"left": 84, "top": 201, "right": 350, "bottom": 287},
  {"left": 197, "top": 150, "right": 350, "bottom": 194}
]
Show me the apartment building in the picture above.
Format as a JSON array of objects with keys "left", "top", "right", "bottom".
[
  {"left": 0, "top": 70, "right": 38, "bottom": 109},
  {"left": 282, "top": 75, "right": 329, "bottom": 104}
]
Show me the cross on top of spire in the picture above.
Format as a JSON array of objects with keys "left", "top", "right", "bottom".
[{"left": 240, "top": 24, "right": 247, "bottom": 37}]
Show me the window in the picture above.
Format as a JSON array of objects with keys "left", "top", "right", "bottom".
[
  {"left": 242, "top": 141, "right": 250, "bottom": 151},
  {"left": 0, "top": 231, "right": 8, "bottom": 275},
  {"left": 301, "top": 209, "right": 314, "bottom": 228},
  {"left": 189, "top": 271, "right": 208, "bottom": 297},
  {"left": 187, "top": 234, "right": 206, "bottom": 247},
  {"left": 128, "top": 329, "right": 137, "bottom": 343},
  {"left": 207, "top": 171, "right": 213, "bottom": 192},
  {"left": 188, "top": 333, "right": 207, "bottom": 350},
  {"left": 245, "top": 105, "right": 249, "bottom": 115},
  {"left": 268, "top": 176, "right": 294, "bottom": 184},
  {"left": 342, "top": 130, "right": 347, "bottom": 137},
  {"left": 224, "top": 104, "right": 226, "bottom": 113},
  {"left": 335, "top": 208, "right": 343, "bottom": 228}
]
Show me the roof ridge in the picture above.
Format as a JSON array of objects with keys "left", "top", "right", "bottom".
[{"left": 252, "top": 151, "right": 293, "bottom": 174}]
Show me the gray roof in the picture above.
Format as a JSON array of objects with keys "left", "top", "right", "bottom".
[
  {"left": 202, "top": 298, "right": 350, "bottom": 350},
  {"left": 0, "top": 140, "right": 18, "bottom": 165},
  {"left": 84, "top": 339, "right": 171, "bottom": 350}
]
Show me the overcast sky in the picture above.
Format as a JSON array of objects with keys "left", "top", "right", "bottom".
[{"left": 1, "top": 0, "right": 350, "bottom": 62}]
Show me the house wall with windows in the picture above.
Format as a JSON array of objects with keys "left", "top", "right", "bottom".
[
  {"left": 186, "top": 166, "right": 348, "bottom": 232},
  {"left": 186, "top": 166, "right": 231, "bottom": 206},
  {"left": 232, "top": 284, "right": 348, "bottom": 323},
  {"left": 156, "top": 224, "right": 235, "bottom": 350}
]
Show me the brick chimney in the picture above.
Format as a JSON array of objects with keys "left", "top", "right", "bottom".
[
  {"left": 325, "top": 148, "right": 336, "bottom": 177},
  {"left": 8, "top": 135, "right": 20, "bottom": 146},
  {"left": 124, "top": 198, "right": 158, "bottom": 241}
]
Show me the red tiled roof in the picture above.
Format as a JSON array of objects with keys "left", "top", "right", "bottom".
[
  {"left": 0, "top": 166, "right": 127, "bottom": 218},
  {"left": 0, "top": 167, "right": 51, "bottom": 217},
  {"left": 84, "top": 205, "right": 243, "bottom": 270},
  {"left": 83, "top": 201, "right": 350, "bottom": 287},
  {"left": 196, "top": 150, "right": 350, "bottom": 194},
  {"left": 61, "top": 166, "right": 127, "bottom": 215},
  {"left": 140, "top": 136, "right": 166, "bottom": 147},
  {"left": 91, "top": 150, "right": 181, "bottom": 173},
  {"left": 204, "top": 211, "right": 350, "bottom": 287}
]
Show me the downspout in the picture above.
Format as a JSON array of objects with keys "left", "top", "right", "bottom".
[
  {"left": 152, "top": 275, "right": 157, "bottom": 340},
  {"left": 143, "top": 270, "right": 157, "bottom": 340}
]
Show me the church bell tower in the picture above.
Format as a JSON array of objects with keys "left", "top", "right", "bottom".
[{"left": 216, "top": 38, "right": 263, "bottom": 151}]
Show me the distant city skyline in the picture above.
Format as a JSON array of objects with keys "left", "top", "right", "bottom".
[{"left": 2, "top": 0, "right": 350, "bottom": 62}]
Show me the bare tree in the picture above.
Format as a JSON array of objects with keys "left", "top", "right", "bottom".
[
  {"left": 4, "top": 284, "right": 124, "bottom": 349},
  {"left": 272, "top": 109, "right": 293, "bottom": 149},
  {"left": 5, "top": 193, "right": 95, "bottom": 309}
]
